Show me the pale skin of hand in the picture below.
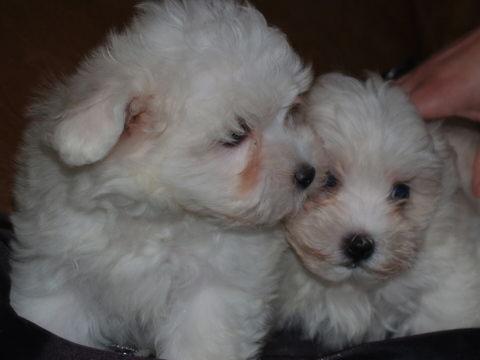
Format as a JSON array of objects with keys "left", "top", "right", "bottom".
[{"left": 397, "top": 27, "right": 480, "bottom": 197}]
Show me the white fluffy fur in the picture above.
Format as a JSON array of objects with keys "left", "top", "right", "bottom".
[
  {"left": 276, "top": 73, "right": 480, "bottom": 350},
  {"left": 10, "top": 1, "right": 318, "bottom": 359}
]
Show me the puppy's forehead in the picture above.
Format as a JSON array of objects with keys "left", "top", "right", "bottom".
[
  {"left": 187, "top": 68, "right": 302, "bottom": 123},
  {"left": 310, "top": 74, "right": 434, "bottom": 173},
  {"left": 181, "top": 34, "right": 311, "bottom": 117}
]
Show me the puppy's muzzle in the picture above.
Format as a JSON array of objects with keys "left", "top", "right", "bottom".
[{"left": 294, "top": 164, "right": 316, "bottom": 189}]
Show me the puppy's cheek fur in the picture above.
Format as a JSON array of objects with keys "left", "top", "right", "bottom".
[
  {"left": 303, "top": 191, "right": 338, "bottom": 212},
  {"left": 289, "top": 234, "right": 328, "bottom": 265},
  {"left": 377, "top": 185, "right": 441, "bottom": 276},
  {"left": 237, "top": 137, "right": 263, "bottom": 196},
  {"left": 370, "top": 208, "right": 425, "bottom": 278},
  {"left": 373, "top": 249, "right": 408, "bottom": 278},
  {"left": 285, "top": 216, "right": 332, "bottom": 274},
  {"left": 376, "top": 238, "right": 420, "bottom": 278}
]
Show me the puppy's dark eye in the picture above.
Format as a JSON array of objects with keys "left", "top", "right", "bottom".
[
  {"left": 390, "top": 183, "right": 410, "bottom": 201},
  {"left": 323, "top": 171, "right": 338, "bottom": 189},
  {"left": 223, "top": 118, "right": 251, "bottom": 147}
]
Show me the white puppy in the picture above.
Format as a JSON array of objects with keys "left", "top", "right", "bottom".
[
  {"left": 10, "top": 1, "right": 318, "bottom": 359},
  {"left": 276, "top": 73, "right": 480, "bottom": 350}
]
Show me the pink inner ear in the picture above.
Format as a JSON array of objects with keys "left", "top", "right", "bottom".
[
  {"left": 294, "top": 96, "right": 303, "bottom": 105},
  {"left": 124, "top": 96, "right": 153, "bottom": 136}
]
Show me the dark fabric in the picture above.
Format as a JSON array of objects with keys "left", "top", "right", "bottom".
[
  {"left": 1, "top": 214, "right": 480, "bottom": 360},
  {"left": 264, "top": 329, "right": 480, "bottom": 360}
]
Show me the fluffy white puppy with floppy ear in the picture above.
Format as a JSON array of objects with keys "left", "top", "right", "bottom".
[
  {"left": 276, "top": 73, "right": 480, "bottom": 350},
  {"left": 10, "top": 1, "right": 318, "bottom": 359}
]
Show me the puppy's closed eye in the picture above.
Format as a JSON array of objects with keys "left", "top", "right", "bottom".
[{"left": 222, "top": 117, "right": 251, "bottom": 148}]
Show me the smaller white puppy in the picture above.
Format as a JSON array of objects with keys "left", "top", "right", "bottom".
[{"left": 276, "top": 73, "right": 480, "bottom": 350}]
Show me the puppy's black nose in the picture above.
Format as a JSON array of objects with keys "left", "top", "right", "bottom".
[
  {"left": 343, "top": 233, "right": 375, "bottom": 263},
  {"left": 294, "top": 164, "right": 316, "bottom": 189}
]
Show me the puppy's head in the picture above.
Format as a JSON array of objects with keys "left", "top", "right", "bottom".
[
  {"left": 285, "top": 74, "right": 452, "bottom": 284},
  {"left": 39, "top": 0, "right": 317, "bottom": 226}
]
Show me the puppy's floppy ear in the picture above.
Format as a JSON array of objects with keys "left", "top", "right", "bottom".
[
  {"left": 49, "top": 80, "right": 159, "bottom": 167},
  {"left": 50, "top": 88, "right": 126, "bottom": 166}
]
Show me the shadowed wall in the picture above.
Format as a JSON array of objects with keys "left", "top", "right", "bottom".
[{"left": 1, "top": 0, "right": 479, "bottom": 212}]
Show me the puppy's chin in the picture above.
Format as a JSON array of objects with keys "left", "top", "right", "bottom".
[
  {"left": 297, "top": 252, "right": 412, "bottom": 287},
  {"left": 305, "top": 264, "right": 353, "bottom": 284},
  {"left": 348, "top": 262, "right": 408, "bottom": 286}
]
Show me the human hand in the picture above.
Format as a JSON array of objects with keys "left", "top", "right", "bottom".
[{"left": 397, "top": 27, "right": 480, "bottom": 197}]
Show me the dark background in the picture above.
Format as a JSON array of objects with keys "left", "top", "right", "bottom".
[{"left": 1, "top": 0, "right": 480, "bottom": 213}]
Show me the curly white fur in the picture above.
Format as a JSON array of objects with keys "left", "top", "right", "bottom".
[
  {"left": 276, "top": 73, "right": 480, "bottom": 350},
  {"left": 9, "top": 1, "right": 318, "bottom": 359}
]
